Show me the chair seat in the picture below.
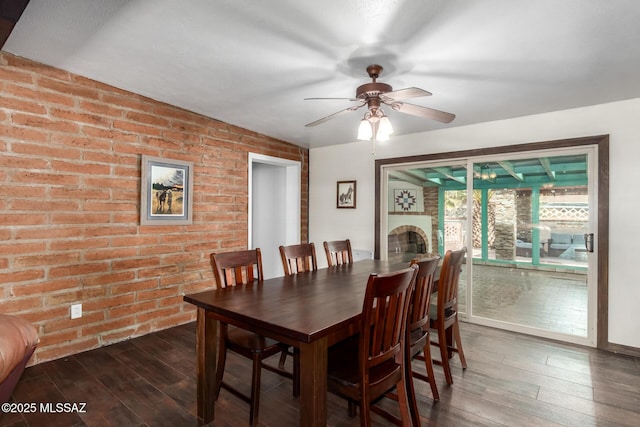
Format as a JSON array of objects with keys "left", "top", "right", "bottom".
[
  {"left": 329, "top": 355, "right": 402, "bottom": 398},
  {"left": 226, "top": 325, "right": 283, "bottom": 354},
  {"left": 408, "top": 327, "right": 427, "bottom": 350},
  {"left": 328, "top": 335, "right": 403, "bottom": 400}
]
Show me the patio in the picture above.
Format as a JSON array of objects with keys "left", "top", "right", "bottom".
[{"left": 459, "top": 263, "right": 588, "bottom": 337}]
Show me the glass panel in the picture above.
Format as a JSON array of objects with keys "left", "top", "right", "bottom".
[
  {"left": 470, "top": 154, "right": 589, "bottom": 336},
  {"left": 386, "top": 162, "right": 468, "bottom": 314}
]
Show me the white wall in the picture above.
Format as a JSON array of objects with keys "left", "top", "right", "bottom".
[
  {"left": 309, "top": 98, "right": 640, "bottom": 349},
  {"left": 252, "top": 162, "right": 287, "bottom": 278}
]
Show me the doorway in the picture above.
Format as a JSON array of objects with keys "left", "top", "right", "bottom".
[
  {"left": 248, "top": 153, "right": 301, "bottom": 279},
  {"left": 376, "top": 137, "right": 608, "bottom": 348}
]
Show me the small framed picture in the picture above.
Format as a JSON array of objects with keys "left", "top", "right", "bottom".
[
  {"left": 337, "top": 180, "right": 356, "bottom": 209},
  {"left": 140, "top": 155, "right": 193, "bottom": 225}
]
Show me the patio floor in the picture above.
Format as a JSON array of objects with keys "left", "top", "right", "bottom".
[{"left": 458, "top": 263, "right": 588, "bottom": 337}]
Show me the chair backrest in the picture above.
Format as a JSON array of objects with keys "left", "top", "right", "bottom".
[
  {"left": 210, "top": 248, "right": 264, "bottom": 288},
  {"left": 436, "top": 248, "right": 466, "bottom": 314},
  {"left": 360, "top": 265, "right": 418, "bottom": 371},
  {"left": 408, "top": 256, "right": 440, "bottom": 334},
  {"left": 323, "top": 239, "right": 353, "bottom": 267},
  {"left": 279, "top": 243, "right": 318, "bottom": 276}
]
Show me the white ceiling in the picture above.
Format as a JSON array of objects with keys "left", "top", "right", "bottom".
[{"left": 5, "top": 0, "right": 640, "bottom": 148}]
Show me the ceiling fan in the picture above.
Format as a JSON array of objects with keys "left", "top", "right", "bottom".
[{"left": 305, "top": 64, "right": 455, "bottom": 140}]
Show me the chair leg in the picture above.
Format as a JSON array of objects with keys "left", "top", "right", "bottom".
[
  {"left": 359, "top": 396, "right": 371, "bottom": 427},
  {"left": 452, "top": 320, "right": 468, "bottom": 369},
  {"left": 278, "top": 348, "right": 288, "bottom": 369},
  {"left": 438, "top": 325, "right": 454, "bottom": 385},
  {"left": 215, "top": 333, "right": 227, "bottom": 398},
  {"left": 348, "top": 400, "right": 357, "bottom": 418},
  {"left": 395, "top": 376, "right": 413, "bottom": 427},
  {"left": 422, "top": 341, "right": 440, "bottom": 401},
  {"left": 292, "top": 347, "right": 300, "bottom": 397},
  {"left": 249, "top": 354, "right": 262, "bottom": 427},
  {"left": 405, "top": 355, "right": 421, "bottom": 427}
]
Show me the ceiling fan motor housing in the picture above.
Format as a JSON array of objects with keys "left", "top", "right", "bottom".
[{"left": 356, "top": 82, "right": 392, "bottom": 100}]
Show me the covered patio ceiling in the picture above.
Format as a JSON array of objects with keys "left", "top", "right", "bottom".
[{"left": 388, "top": 153, "right": 588, "bottom": 190}]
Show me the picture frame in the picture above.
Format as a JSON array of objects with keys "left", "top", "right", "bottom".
[
  {"left": 336, "top": 180, "right": 356, "bottom": 209},
  {"left": 140, "top": 155, "right": 193, "bottom": 225}
]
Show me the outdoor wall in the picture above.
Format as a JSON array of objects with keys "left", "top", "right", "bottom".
[
  {"left": 0, "top": 52, "right": 309, "bottom": 364},
  {"left": 309, "top": 97, "right": 640, "bottom": 350}
]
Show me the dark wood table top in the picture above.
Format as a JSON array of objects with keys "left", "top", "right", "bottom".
[{"left": 183, "top": 259, "right": 410, "bottom": 345}]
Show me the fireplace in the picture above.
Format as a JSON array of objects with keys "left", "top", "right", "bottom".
[{"left": 388, "top": 225, "right": 430, "bottom": 262}]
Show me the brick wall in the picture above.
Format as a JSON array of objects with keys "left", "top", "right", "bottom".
[{"left": 0, "top": 52, "right": 309, "bottom": 364}]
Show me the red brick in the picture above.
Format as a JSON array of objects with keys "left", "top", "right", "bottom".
[
  {"left": 10, "top": 278, "right": 75, "bottom": 296},
  {"left": 1, "top": 296, "right": 43, "bottom": 313},
  {"left": 0, "top": 95, "right": 46, "bottom": 114},
  {"left": 113, "top": 119, "right": 163, "bottom": 136},
  {"left": 0, "top": 269, "right": 45, "bottom": 286},
  {"left": 45, "top": 287, "right": 107, "bottom": 306},
  {"left": 37, "top": 329, "right": 80, "bottom": 348},
  {"left": 0, "top": 123, "right": 48, "bottom": 142},
  {"left": 37, "top": 76, "right": 100, "bottom": 100},
  {"left": 82, "top": 294, "right": 136, "bottom": 312},
  {"left": 4, "top": 83, "right": 75, "bottom": 107},
  {"left": 44, "top": 311, "right": 106, "bottom": 334},
  {"left": 51, "top": 160, "right": 110, "bottom": 175},
  {"left": 36, "top": 337, "right": 100, "bottom": 364},
  {"left": 78, "top": 99, "right": 124, "bottom": 117},
  {"left": 82, "top": 317, "right": 136, "bottom": 336},
  {"left": 136, "top": 306, "right": 181, "bottom": 324},
  {"left": 14, "top": 252, "right": 80, "bottom": 268},
  {"left": 0, "top": 67, "right": 34, "bottom": 84},
  {"left": 111, "top": 279, "right": 158, "bottom": 295},
  {"left": 49, "top": 262, "right": 110, "bottom": 278},
  {"left": 12, "top": 113, "right": 81, "bottom": 133},
  {"left": 126, "top": 111, "right": 170, "bottom": 127},
  {"left": 109, "top": 301, "right": 156, "bottom": 319}
]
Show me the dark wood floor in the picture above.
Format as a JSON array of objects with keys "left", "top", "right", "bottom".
[{"left": 2, "top": 321, "right": 639, "bottom": 426}]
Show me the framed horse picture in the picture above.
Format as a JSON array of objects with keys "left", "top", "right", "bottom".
[
  {"left": 336, "top": 180, "right": 356, "bottom": 209},
  {"left": 140, "top": 155, "right": 194, "bottom": 225}
]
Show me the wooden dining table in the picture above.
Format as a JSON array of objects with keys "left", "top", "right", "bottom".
[{"left": 183, "top": 258, "right": 411, "bottom": 426}]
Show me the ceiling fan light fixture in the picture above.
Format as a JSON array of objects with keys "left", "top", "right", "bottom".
[
  {"left": 378, "top": 114, "right": 393, "bottom": 135},
  {"left": 377, "top": 131, "right": 390, "bottom": 142},
  {"left": 357, "top": 118, "right": 373, "bottom": 140}
]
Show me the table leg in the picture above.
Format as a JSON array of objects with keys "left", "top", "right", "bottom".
[
  {"left": 195, "top": 308, "right": 218, "bottom": 424},
  {"left": 298, "top": 337, "right": 328, "bottom": 427}
]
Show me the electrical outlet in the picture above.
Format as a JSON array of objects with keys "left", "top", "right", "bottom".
[{"left": 70, "top": 303, "right": 82, "bottom": 319}]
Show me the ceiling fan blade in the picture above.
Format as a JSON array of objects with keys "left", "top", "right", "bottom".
[
  {"left": 304, "top": 97, "right": 361, "bottom": 101},
  {"left": 381, "top": 87, "right": 432, "bottom": 101},
  {"left": 304, "top": 103, "right": 365, "bottom": 127},
  {"left": 392, "top": 102, "right": 455, "bottom": 123}
]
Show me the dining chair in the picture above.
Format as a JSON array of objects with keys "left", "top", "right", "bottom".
[
  {"left": 279, "top": 242, "right": 318, "bottom": 276},
  {"left": 210, "top": 248, "right": 298, "bottom": 427},
  {"left": 323, "top": 239, "right": 353, "bottom": 267},
  {"left": 405, "top": 256, "right": 441, "bottom": 422},
  {"left": 430, "top": 247, "right": 468, "bottom": 385},
  {"left": 327, "top": 265, "right": 418, "bottom": 426},
  {"left": 277, "top": 243, "right": 317, "bottom": 377}
]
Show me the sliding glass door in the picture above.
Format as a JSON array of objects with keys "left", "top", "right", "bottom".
[{"left": 381, "top": 147, "right": 597, "bottom": 346}]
